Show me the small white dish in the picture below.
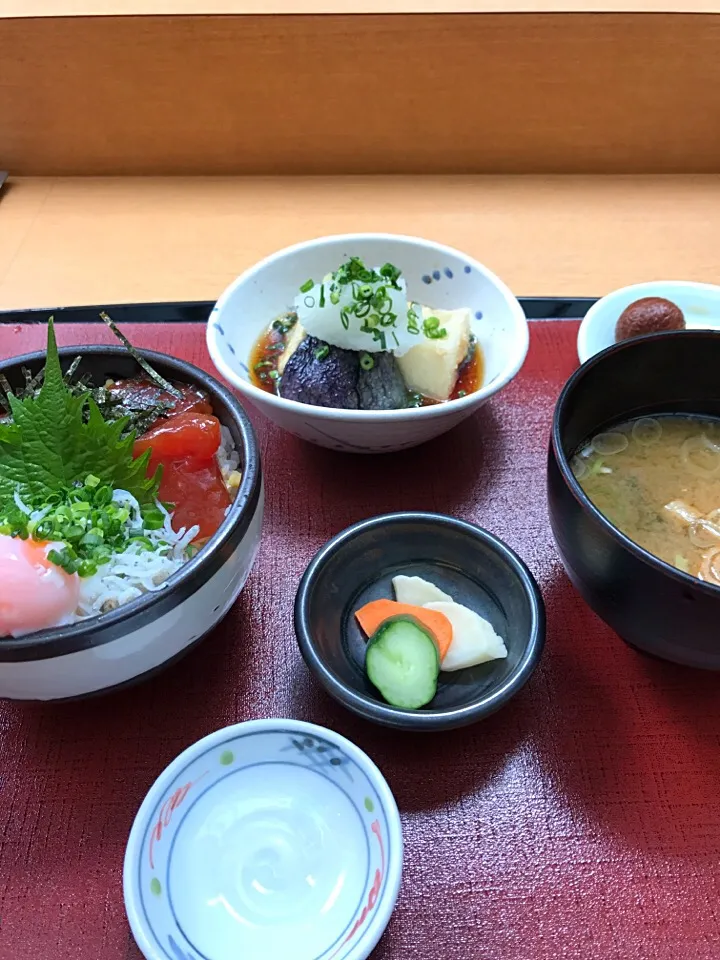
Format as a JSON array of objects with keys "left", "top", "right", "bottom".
[
  {"left": 124, "top": 719, "right": 403, "bottom": 960},
  {"left": 207, "top": 233, "right": 529, "bottom": 453},
  {"left": 577, "top": 280, "right": 720, "bottom": 364}
]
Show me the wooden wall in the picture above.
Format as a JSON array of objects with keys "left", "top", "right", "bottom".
[{"left": 2, "top": 12, "right": 720, "bottom": 175}]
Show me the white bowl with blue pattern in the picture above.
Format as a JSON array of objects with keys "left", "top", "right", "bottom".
[
  {"left": 207, "top": 234, "right": 529, "bottom": 453},
  {"left": 123, "top": 719, "right": 403, "bottom": 960}
]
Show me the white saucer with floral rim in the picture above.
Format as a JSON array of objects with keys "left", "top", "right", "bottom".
[{"left": 123, "top": 719, "right": 403, "bottom": 960}]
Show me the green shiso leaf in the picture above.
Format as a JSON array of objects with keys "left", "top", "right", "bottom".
[{"left": 0, "top": 318, "right": 161, "bottom": 508}]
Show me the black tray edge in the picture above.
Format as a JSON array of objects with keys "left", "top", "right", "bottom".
[{"left": 0, "top": 298, "right": 598, "bottom": 325}]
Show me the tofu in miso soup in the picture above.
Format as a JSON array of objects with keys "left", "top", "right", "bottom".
[{"left": 573, "top": 414, "right": 720, "bottom": 585}]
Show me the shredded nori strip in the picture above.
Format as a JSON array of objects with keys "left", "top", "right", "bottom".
[
  {"left": 0, "top": 314, "right": 184, "bottom": 435},
  {"left": 89, "top": 385, "right": 174, "bottom": 436},
  {"left": 100, "top": 311, "right": 183, "bottom": 400}
]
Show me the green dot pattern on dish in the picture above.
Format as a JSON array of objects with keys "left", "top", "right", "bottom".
[
  {"left": 219, "top": 750, "right": 234, "bottom": 766},
  {"left": 150, "top": 878, "right": 162, "bottom": 896},
  {"left": 364, "top": 797, "right": 374, "bottom": 812}
]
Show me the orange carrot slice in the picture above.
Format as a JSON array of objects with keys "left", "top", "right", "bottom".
[{"left": 355, "top": 599, "right": 453, "bottom": 661}]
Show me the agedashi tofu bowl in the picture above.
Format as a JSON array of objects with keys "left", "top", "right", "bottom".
[
  {"left": 0, "top": 321, "right": 263, "bottom": 701},
  {"left": 207, "top": 234, "right": 529, "bottom": 453}
]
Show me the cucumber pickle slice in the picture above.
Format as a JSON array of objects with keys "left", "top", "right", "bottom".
[{"left": 365, "top": 615, "right": 440, "bottom": 709}]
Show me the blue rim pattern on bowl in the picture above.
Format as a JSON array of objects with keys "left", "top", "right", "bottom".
[{"left": 127, "top": 724, "right": 398, "bottom": 960}]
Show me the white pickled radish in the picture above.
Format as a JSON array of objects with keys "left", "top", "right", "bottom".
[
  {"left": 392, "top": 574, "right": 453, "bottom": 606},
  {"left": 424, "top": 600, "right": 508, "bottom": 671},
  {"left": 294, "top": 276, "right": 416, "bottom": 354}
]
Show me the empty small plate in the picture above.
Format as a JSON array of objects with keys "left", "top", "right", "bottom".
[{"left": 123, "top": 719, "right": 403, "bottom": 960}]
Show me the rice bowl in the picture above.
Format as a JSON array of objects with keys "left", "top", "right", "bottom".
[{"left": 0, "top": 342, "right": 263, "bottom": 701}]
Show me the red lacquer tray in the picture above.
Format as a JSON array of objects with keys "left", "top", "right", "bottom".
[{"left": 0, "top": 319, "right": 719, "bottom": 960}]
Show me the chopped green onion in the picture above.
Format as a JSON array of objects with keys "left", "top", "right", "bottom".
[
  {"left": 330, "top": 290, "right": 340, "bottom": 305},
  {"left": 254, "top": 360, "right": 273, "bottom": 371},
  {"left": 457, "top": 390, "right": 467, "bottom": 398},
  {"left": 94, "top": 486, "right": 113, "bottom": 506},
  {"left": 142, "top": 508, "right": 165, "bottom": 530},
  {"left": 85, "top": 474, "right": 101, "bottom": 489},
  {"left": 35, "top": 519, "right": 54, "bottom": 539},
  {"left": 81, "top": 531, "right": 104, "bottom": 547},
  {"left": 374, "top": 293, "right": 391, "bottom": 313},
  {"left": 380, "top": 262, "right": 402, "bottom": 287},
  {"left": 334, "top": 257, "right": 379, "bottom": 286},
  {"left": 359, "top": 353, "right": 375, "bottom": 371},
  {"left": 129, "top": 536, "right": 154, "bottom": 550},
  {"left": 423, "top": 316, "right": 448, "bottom": 340},
  {"left": 47, "top": 548, "right": 78, "bottom": 575},
  {"left": 268, "top": 370, "right": 280, "bottom": 381},
  {"left": 299, "top": 279, "right": 314, "bottom": 293},
  {"left": 319, "top": 284, "right": 326, "bottom": 308},
  {"left": 272, "top": 316, "right": 295, "bottom": 334},
  {"left": 314, "top": 346, "right": 330, "bottom": 361}
]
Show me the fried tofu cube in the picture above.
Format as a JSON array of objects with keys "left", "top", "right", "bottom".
[{"left": 396, "top": 307, "right": 471, "bottom": 401}]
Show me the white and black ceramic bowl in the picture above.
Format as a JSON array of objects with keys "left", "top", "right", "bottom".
[{"left": 0, "top": 346, "right": 263, "bottom": 701}]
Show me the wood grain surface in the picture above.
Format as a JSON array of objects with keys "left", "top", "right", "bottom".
[
  {"left": 1, "top": 175, "right": 719, "bottom": 309},
  {"left": 1, "top": 320, "right": 720, "bottom": 960},
  {"left": 3, "top": 1, "right": 720, "bottom": 14},
  {"left": 2, "top": 13, "right": 720, "bottom": 175}
]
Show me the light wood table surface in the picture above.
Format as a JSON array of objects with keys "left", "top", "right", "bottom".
[{"left": 0, "top": 175, "right": 718, "bottom": 310}]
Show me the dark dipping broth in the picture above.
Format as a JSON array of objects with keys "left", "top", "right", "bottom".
[
  {"left": 250, "top": 312, "right": 484, "bottom": 408},
  {"left": 573, "top": 413, "right": 720, "bottom": 585}
]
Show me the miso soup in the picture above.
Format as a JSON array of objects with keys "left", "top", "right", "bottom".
[{"left": 573, "top": 414, "right": 720, "bottom": 585}]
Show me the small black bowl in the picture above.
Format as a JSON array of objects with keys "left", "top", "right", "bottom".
[
  {"left": 548, "top": 329, "right": 720, "bottom": 669},
  {"left": 294, "top": 512, "right": 545, "bottom": 731}
]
